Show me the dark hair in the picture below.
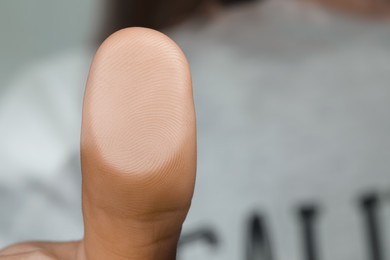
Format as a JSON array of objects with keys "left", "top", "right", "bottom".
[
  {"left": 100, "top": 0, "right": 209, "bottom": 40},
  {"left": 100, "top": 0, "right": 258, "bottom": 41}
]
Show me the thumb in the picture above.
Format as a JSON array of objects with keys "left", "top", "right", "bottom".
[{"left": 78, "top": 27, "right": 196, "bottom": 260}]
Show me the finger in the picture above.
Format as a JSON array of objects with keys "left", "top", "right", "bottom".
[{"left": 79, "top": 27, "right": 197, "bottom": 260}]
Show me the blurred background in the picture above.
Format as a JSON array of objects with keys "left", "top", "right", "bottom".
[{"left": 1, "top": 0, "right": 390, "bottom": 259}]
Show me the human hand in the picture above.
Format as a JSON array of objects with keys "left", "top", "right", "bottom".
[{"left": 0, "top": 27, "right": 196, "bottom": 260}]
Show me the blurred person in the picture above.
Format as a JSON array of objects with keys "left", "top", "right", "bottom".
[{"left": 1, "top": 0, "right": 390, "bottom": 259}]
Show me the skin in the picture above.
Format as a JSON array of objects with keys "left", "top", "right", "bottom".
[{"left": 0, "top": 27, "right": 197, "bottom": 260}]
